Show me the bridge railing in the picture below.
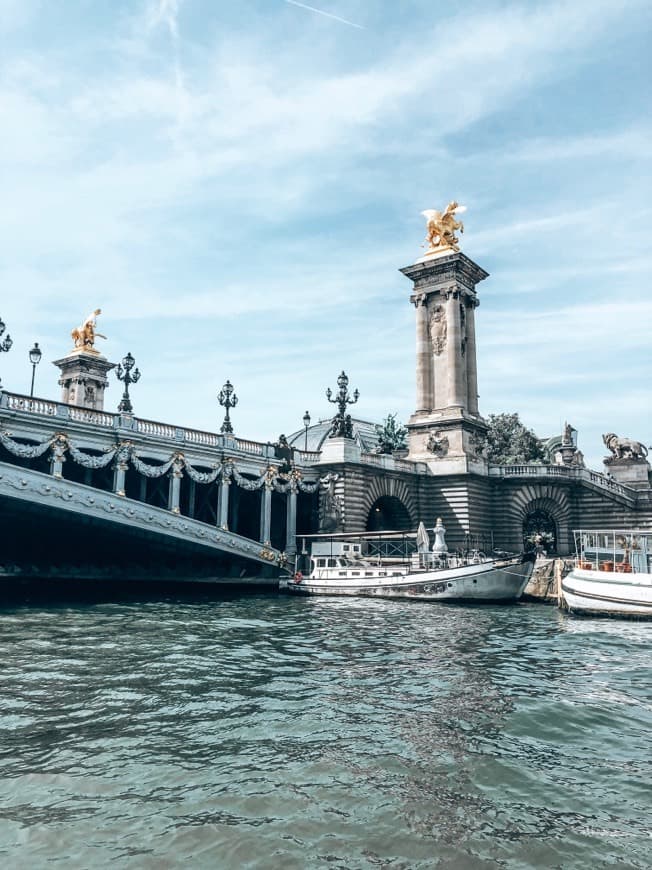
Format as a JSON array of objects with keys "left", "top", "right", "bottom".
[
  {"left": 0, "top": 390, "right": 309, "bottom": 464},
  {"left": 489, "top": 463, "right": 634, "bottom": 499}
]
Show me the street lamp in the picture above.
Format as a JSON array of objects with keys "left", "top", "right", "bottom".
[
  {"left": 28, "top": 342, "right": 42, "bottom": 398},
  {"left": 116, "top": 352, "right": 141, "bottom": 413},
  {"left": 302, "top": 410, "right": 311, "bottom": 450},
  {"left": 0, "top": 317, "right": 13, "bottom": 389},
  {"left": 218, "top": 380, "right": 238, "bottom": 434},
  {"left": 326, "top": 370, "right": 359, "bottom": 438}
]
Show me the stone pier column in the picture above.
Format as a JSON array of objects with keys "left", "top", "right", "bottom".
[
  {"left": 217, "top": 478, "right": 230, "bottom": 529},
  {"left": 187, "top": 479, "right": 196, "bottom": 519},
  {"left": 260, "top": 484, "right": 272, "bottom": 545},
  {"left": 465, "top": 298, "right": 479, "bottom": 415},
  {"left": 446, "top": 291, "right": 465, "bottom": 407},
  {"left": 285, "top": 487, "right": 298, "bottom": 556},
  {"left": 113, "top": 456, "right": 128, "bottom": 496},
  {"left": 412, "top": 293, "right": 432, "bottom": 413},
  {"left": 168, "top": 458, "right": 183, "bottom": 514}
]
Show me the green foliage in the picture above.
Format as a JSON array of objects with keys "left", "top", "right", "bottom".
[
  {"left": 375, "top": 413, "right": 408, "bottom": 455},
  {"left": 485, "top": 412, "right": 545, "bottom": 465}
]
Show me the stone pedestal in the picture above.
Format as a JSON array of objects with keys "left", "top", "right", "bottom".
[
  {"left": 604, "top": 459, "right": 651, "bottom": 490},
  {"left": 401, "top": 251, "right": 489, "bottom": 474},
  {"left": 318, "top": 437, "right": 361, "bottom": 464},
  {"left": 53, "top": 349, "right": 116, "bottom": 411}
]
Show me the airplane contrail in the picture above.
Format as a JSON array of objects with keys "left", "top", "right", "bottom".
[{"left": 283, "top": 0, "right": 364, "bottom": 29}]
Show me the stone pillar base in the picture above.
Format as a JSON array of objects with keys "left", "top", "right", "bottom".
[
  {"left": 407, "top": 412, "right": 488, "bottom": 476},
  {"left": 53, "top": 350, "right": 116, "bottom": 411},
  {"left": 603, "top": 459, "right": 651, "bottom": 490},
  {"left": 319, "top": 437, "right": 361, "bottom": 464}
]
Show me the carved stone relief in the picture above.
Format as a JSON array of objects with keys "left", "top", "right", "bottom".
[
  {"left": 425, "top": 431, "right": 449, "bottom": 458},
  {"left": 429, "top": 305, "right": 447, "bottom": 356}
]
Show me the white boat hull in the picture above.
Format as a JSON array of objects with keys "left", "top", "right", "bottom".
[
  {"left": 282, "top": 556, "right": 533, "bottom": 602},
  {"left": 561, "top": 568, "right": 652, "bottom": 617}
]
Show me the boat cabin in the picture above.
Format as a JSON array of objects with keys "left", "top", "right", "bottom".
[{"left": 575, "top": 530, "right": 651, "bottom": 573}]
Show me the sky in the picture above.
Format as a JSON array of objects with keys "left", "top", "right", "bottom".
[{"left": 0, "top": 0, "right": 650, "bottom": 470}]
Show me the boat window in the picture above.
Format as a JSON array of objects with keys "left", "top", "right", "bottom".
[
  {"left": 338, "top": 572, "right": 347, "bottom": 576},
  {"left": 317, "top": 558, "right": 326, "bottom": 567},
  {"left": 343, "top": 545, "right": 350, "bottom": 552},
  {"left": 379, "top": 572, "right": 386, "bottom": 577},
  {"left": 351, "top": 571, "right": 360, "bottom": 576},
  {"left": 364, "top": 572, "right": 373, "bottom": 577},
  {"left": 327, "top": 559, "right": 337, "bottom": 567}
]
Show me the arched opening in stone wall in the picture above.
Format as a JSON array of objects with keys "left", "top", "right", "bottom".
[
  {"left": 523, "top": 508, "right": 558, "bottom": 554},
  {"left": 366, "top": 496, "right": 411, "bottom": 532}
]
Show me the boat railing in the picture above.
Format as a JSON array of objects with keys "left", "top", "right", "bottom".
[{"left": 573, "top": 529, "right": 651, "bottom": 574}]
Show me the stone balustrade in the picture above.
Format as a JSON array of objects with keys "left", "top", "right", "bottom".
[{"left": 489, "top": 463, "right": 634, "bottom": 500}]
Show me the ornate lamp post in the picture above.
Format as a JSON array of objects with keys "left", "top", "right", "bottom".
[
  {"left": 302, "top": 410, "right": 311, "bottom": 450},
  {"left": 218, "top": 380, "right": 238, "bottom": 434},
  {"left": 116, "top": 352, "right": 141, "bottom": 413},
  {"left": 326, "top": 370, "right": 359, "bottom": 438},
  {"left": 28, "top": 342, "right": 42, "bottom": 398},
  {"left": 0, "top": 317, "right": 13, "bottom": 389}
]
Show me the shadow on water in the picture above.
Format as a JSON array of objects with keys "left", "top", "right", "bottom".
[{"left": 0, "top": 576, "right": 277, "bottom": 607}]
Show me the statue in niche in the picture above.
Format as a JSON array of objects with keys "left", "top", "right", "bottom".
[
  {"left": 429, "top": 305, "right": 447, "bottom": 356},
  {"left": 71, "top": 308, "right": 106, "bottom": 351},
  {"left": 84, "top": 385, "right": 97, "bottom": 409},
  {"left": 426, "top": 431, "right": 449, "bottom": 458},
  {"left": 421, "top": 201, "right": 466, "bottom": 253}
]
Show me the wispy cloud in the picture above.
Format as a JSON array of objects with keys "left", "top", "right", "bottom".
[
  {"left": 283, "top": 0, "right": 364, "bottom": 29},
  {"left": 0, "top": 0, "right": 649, "bottom": 467}
]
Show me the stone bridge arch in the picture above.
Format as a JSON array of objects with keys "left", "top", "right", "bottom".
[
  {"left": 495, "top": 483, "right": 573, "bottom": 555},
  {"left": 362, "top": 476, "right": 417, "bottom": 532}
]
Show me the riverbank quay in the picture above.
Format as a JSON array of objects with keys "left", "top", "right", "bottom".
[{"left": 523, "top": 557, "right": 575, "bottom": 603}]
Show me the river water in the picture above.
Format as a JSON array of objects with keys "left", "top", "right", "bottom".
[{"left": 0, "top": 591, "right": 649, "bottom": 869}]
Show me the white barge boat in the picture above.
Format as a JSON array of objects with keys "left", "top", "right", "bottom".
[
  {"left": 282, "top": 522, "right": 535, "bottom": 602},
  {"left": 560, "top": 529, "right": 652, "bottom": 618}
]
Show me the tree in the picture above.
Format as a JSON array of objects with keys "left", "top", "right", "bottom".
[
  {"left": 484, "top": 412, "right": 545, "bottom": 465},
  {"left": 375, "top": 413, "right": 408, "bottom": 455}
]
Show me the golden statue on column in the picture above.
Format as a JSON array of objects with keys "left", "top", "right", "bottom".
[
  {"left": 421, "top": 201, "right": 466, "bottom": 255},
  {"left": 71, "top": 308, "right": 106, "bottom": 353}
]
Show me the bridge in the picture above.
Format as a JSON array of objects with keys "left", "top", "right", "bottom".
[{"left": 0, "top": 390, "right": 323, "bottom": 584}]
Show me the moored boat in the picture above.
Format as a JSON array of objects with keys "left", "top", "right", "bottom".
[
  {"left": 281, "top": 521, "right": 535, "bottom": 602},
  {"left": 560, "top": 530, "right": 652, "bottom": 617}
]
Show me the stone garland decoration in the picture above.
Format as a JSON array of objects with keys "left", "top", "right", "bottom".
[
  {"left": 0, "top": 429, "right": 324, "bottom": 493},
  {"left": 184, "top": 462, "right": 221, "bottom": 485},
  {"left": 130, "top": 452, "right": 176, "bottom": 478},
  {"left": 231, "top": 466, "right": 266, "bottom": 491},
  {"left": 67, "top": 441, "right": 117, "bottom": 469},
  {"left": 296, "top": 478, "right": 320, "bottom": 494},
  {"left": 0, "top": 430, "right": 54, "bottom": 459}
]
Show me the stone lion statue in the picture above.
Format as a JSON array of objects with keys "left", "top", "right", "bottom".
[
  {"left": 421, "top": 201, "right": 466, "bottom": 252},
  {"left": 602, "top": 432, "right": 649, "bottom": 461}
]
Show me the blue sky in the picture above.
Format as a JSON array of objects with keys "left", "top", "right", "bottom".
[{"left": 1, "top": 0, "right": 650, "bottom": 469}]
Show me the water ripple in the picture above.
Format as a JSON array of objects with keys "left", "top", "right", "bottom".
[{"left": 0, "top": 595, "right": 650, "bottom": 868}]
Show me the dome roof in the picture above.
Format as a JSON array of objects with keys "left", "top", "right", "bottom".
[{"left": 286, "top": 416, "right": 380, "bottom": 453}]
